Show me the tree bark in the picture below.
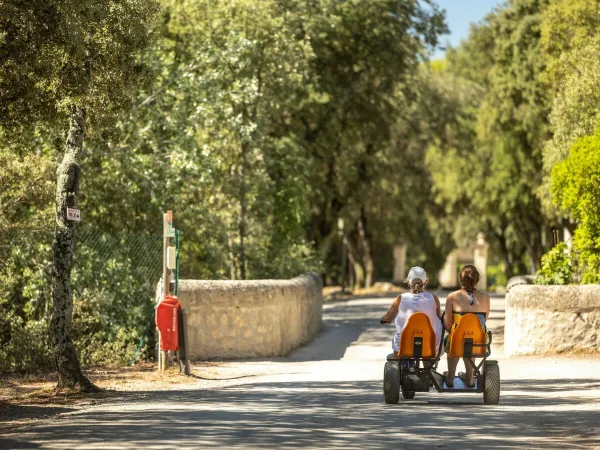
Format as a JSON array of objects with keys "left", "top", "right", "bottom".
[
  {"left": 357, "top": 209, "right": 375, "bottom": 288},
  {"left": 346, "top": 235, "right": 362, "bottom": 291},
  {"left": 492, "top": 225, "right": 514, "bottom": 279},
  {"left": 50, "top": 105, "right": 95, "bottom": 392}
]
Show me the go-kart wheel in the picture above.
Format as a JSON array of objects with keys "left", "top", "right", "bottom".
[
  {"left": 401, "top": 388, "right": 415, "bottom": 400},
  {"left": 483, "top": 362, "right": 500, "bottom": 405},
  {"left": 383, "top": 361, "right": 400, "bottom": 404}
]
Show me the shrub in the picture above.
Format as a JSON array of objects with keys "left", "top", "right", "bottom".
[
  {"left": 551, "top": 124, "right": 600, "bottom": 283},
  {"left": 534, "top": 242, "right": 573, "bottom": 285}
]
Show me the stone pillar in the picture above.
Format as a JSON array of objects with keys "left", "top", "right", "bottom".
[
  {"left": 564, "top": 226, "right": 573, "bottom": 252},
  {"left": 473, "top": 232, "right": 489, "bottom": 290},
  {"left": 438, "top": 251, "right": 458, "bottom": 288},
  {"left": 393, "top": 244, "right": 407, "bottom": 283}
]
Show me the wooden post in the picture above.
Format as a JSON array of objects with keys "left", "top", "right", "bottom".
[
  {"left": 162, "top": 212, "right": 169, "bottom": 300},
  {"left": 159, "top": 211, "right": 171, "bottom": 371}
]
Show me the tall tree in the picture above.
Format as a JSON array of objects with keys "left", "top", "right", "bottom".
[
  {"left": 280, "top": 0, "right": 446, "bottom": 286},
  {"left": 428, "top": 0, "right": 555, "bottom": 277},
  {"left": 538, "top": 0, "right": 600, "bottom": 217},
  {"left": 0, "top": 0, "right": 159, "bottom": 390}
]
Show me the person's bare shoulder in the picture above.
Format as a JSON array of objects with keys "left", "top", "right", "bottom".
[
  {"left": 444, "top": 292, "right": 455, "bottom": 309},
  {"left": 446, "top": 291, "right": 459, "bottom": 303}
]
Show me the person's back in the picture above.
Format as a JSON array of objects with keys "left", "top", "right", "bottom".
[
  {"left": 393, "top": 291, "right": 442, "bottom": 352},
  {"left": 444, "top": 264, "right": 490, "bottom": 387},
  {"left": 447, "top": 289, "right": 490, "bottom": 327},
  {"left": 380, "top": 266, "right": 442, "bottom": 353}
]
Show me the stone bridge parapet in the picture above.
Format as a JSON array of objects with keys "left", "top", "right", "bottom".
[
  {"left": 177, "top": 273, "right": 323, "bottom": 360},
  {"left": 505, "top": 285, "right": 600, "bottom": 356}
]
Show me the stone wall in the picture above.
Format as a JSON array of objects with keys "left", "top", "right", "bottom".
[
  {"left": 177, "top": 273, "right": 323, "bottom": 360},
  {"left": 505, "top": 285, "right": 600, "bottom": 356}
]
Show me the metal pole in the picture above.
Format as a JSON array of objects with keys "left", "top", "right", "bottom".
[
  {"left": 175, "top": 229, "right": 180, "bottom": 296},
  {"left": 162, "top": 213, "right": 169, "bottom": 300},
  {"left": 160, "top": 212, "right": 170, "bottom": 371}
]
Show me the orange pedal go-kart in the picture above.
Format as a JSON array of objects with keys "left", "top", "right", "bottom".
[{"left": 382, "top": 312, "right": 500, "bottom": 405}]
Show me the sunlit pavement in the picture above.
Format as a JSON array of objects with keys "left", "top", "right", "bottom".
[{"left": 3, "top": 294, "right": 600, "bottom": 449}]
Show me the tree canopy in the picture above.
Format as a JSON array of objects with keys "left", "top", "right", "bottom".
[{"left": 1, "top": 0, "right": 599, "bottom": 375}]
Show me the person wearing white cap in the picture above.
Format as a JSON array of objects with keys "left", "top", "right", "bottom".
[{"left": 380, "top": 266, "right": 443, "bottom": 355}]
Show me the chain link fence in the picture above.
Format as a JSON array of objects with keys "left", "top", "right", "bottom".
[{"left": 0, "top": 226, "right": 162, "bottom": 372}]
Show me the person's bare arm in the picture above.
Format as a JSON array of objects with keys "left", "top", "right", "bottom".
[
  {"left": 380, "top": 295, "right": 401, "bottom": 324},
  {"left": 444, "top": 294, "right": 454, "bottom": 331},
  {"left": 433, "top": 294, "right": 442, "bottom": 319}
]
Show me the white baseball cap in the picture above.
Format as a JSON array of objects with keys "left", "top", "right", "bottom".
[{"left": 405, "top": 266, "right": 427, "bottom": 282}]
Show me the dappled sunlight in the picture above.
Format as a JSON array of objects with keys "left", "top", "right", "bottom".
[
  {"left": 4, "top": 296, "right": 600, "bottom": 449},
  {"left": 7, "top": 378, "right": 600, "bottom": 449}
]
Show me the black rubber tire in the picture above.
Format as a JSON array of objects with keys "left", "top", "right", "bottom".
[
  {"left": 483, "top": 363, "right": 500, "bottom": 405},
  {"left": 383, "top": 361, "right": 400, "bottom": 404},
  {"left": 401, "top": 388, "right": 415, "bottom": 400}
]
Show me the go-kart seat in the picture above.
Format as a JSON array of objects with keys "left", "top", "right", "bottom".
[
  {"left": 448, "top": 313, "right": 487, "bottom": 358},
  {"left": 398, "top": 312, "right": 437, "bottom": 358}
]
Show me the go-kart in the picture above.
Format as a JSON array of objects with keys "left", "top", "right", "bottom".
[{"left": 382, "top": 312, "right": 500, "bottom": 405}]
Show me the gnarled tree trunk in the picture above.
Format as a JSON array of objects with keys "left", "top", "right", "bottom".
[{"left": 50, "top": 104, "right": 94, "bottom": 392}]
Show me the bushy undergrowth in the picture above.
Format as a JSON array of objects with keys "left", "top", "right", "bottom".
[
  {"left": 0, "top": 229, "right": 161, "bottom": 373},
  {"left": 535, "top": 243, "right": 573, "bottom": 285},
  {"left": 540, "top": 124, "right": 600, "bottom": 284}
]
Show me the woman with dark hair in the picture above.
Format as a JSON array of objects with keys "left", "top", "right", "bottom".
[{"left": 443, "top": 265, "right": 490, "bottom": 388}]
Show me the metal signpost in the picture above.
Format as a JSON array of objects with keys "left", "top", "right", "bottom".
[{"left": 157, "top": 210, "right": 188, "bottom": 374}]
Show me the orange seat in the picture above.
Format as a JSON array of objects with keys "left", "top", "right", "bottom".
[
  {"left": 398, "top": 312, "right": 436, "bottom": 358},
  {"left": 448, "top": 313, "right": 487, "bottom": 358}
]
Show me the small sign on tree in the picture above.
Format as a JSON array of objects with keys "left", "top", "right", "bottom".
[{"left": 66, "top": 208, "right": 81, "bottom": 221}]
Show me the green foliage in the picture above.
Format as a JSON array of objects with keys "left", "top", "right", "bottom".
[
  {"left": 534, "top": 243, "right": 573, "bottom": 285},
  {"left": 1, "top": 0, "right": 449, "bottom": 373},
  {"left": 486, "top": 264, "right": 508, "bottom": 290},
  {"left": 538, "top": 0, "right": 600, "bottom": 216},
  {"left": 551, "top": 126, "right": 600, "bottom": 283},
  {"left": 0, "top": 316, "right": 52, "bottom": 373},
  {"left": 0, "top": 0, "right": 161, "bottom": 136},
  {"left": 0, "top": 147, "right": 55, "bottom": 232},
  {"left": 0, "top": 229, "right": 161, "bottom": 372},
  {"left": 426, "top": 0, "right": 555, "bottom": 278}
]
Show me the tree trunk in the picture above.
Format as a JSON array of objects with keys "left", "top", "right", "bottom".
[
  {"left": 357, "top": 209, "right": 375, "bottom": 288},
  {"left": 346, "top": 235, "right": 362, "bottom": 291},
  {"left": 493, "top": 225, "right": 514, "bottom": 279},
  {"left": 50, "top": 105, "right": 95, "bottom": 392}
]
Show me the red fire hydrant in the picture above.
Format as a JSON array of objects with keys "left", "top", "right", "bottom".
[{"left": 156, "top": 295, "right": 181, "bottom": 351}]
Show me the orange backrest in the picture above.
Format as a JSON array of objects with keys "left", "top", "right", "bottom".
[
  {"left": 399, "top": 312, "right": 436, "bottom": 358},
  {"left": 448, "top": 313, "right": 487, "bottom": 358}
]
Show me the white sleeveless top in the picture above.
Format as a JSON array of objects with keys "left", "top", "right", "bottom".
[{"left": 392, "top": 292, "right": 443, "bottom": 354}]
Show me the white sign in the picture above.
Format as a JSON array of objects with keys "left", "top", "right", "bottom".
[
  {"left": 166, "top": 224, "right": 176, "bottom": 238},
  {"left": 66, "top": 208, "right": 81, "bottom": 221},
  {"left": 167, "top": 246, "right": 177, "bottom": 269},
  {"left": 164, "top": 211, "right": 175, "bottom": 237}
]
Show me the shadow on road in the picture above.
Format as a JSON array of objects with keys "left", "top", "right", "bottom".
[
  {"left": 288, "top": 300, "right": 391, "bottom": 361},
  {"left": 3, "top": 378, "right": 599, "bottom": 449},
  {"left": 0, "top": 404, "right": 74, "bottom": 424}
]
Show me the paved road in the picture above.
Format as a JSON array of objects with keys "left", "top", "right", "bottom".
[{"left": 3, "top": 294, "right": 600, "bottom": 449}]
